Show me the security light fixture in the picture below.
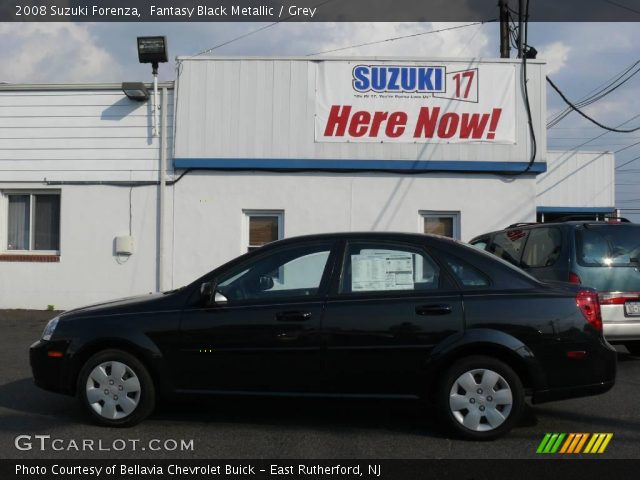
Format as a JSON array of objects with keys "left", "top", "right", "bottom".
[
  {"left": 137, "top": 36, "right": 168, "bottom": 71},
  {"left": 135, "top": 36, "right": 168, "bottom": 137},
  {"left": 121, "top": 82, "right": 149, "bottom": 102},
  {"left": 524, "top": 46, "right": 538, "bottom": 59}
]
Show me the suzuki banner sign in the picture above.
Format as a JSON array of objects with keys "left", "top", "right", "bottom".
[{"left": 315, "top": 61, "right": 516, "bottom": 144}]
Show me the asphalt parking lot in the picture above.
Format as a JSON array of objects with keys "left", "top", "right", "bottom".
[{"left": 1, "top": 310, "right": 639, "bottom": 459}]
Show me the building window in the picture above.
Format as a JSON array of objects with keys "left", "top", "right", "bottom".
[
  {"left": 6, "top": 193, "right": 60, "bottom": 252},
  {"left": 244, "top": 210, "right": 283, "bottom": 252},
  {"left": 421, "top": 211, "right": 460, "bottom": 240}
]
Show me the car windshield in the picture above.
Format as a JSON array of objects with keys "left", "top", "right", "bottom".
[{"left": 576, "top": 224, "right": 640, "bottom": 267}]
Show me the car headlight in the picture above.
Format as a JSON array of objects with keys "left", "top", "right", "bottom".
[{"left": 42, "top": 316, "right": 60, "bottom": 341}]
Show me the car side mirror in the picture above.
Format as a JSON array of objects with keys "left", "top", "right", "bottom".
[
  {"left": 200, "top": 282, "right": 215, "bottom": 305},
  {"left": 214, "top": 291, "right": 228, "bottom": 304},
  {"left": 259, "top": 275, "right": 274, "bottom": 291},
  {"left": 200, "top": 282, "right": 229, "bottom": 305}
]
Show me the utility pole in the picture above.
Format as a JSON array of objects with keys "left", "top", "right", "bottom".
[
  {"left": 499, "top": 0, "right": 510, "bottom": 58},
  {"left": 517, "top": 0, "right": 524, "bottom": 58}
]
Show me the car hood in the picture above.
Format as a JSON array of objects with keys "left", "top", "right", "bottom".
[{"left": 60, "top": 292, "right": 173, "bottom": 318}]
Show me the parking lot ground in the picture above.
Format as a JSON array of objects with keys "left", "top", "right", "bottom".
[{"left": 1, "top": 310, "right": 639, "bottom": 459}]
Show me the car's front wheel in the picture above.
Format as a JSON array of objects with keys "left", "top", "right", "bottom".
[
  {"left": 78, "top": 349, "right": 155, "bottom": 427},
  {"left": 437, "top": 355, "right": 524, "bottom": 440}
]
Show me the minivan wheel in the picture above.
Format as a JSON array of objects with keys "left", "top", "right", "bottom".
[
  {"left": 78, "top": 349, "right": 155, "bottom": 427},
  {"left": 437, "top": 356, "right": 524, "bottom": 440},
  {"left": 625, "top": 342, "right": 640, "bottom": 356}
]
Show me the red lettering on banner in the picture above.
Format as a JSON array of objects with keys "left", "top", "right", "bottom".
[
  {"left": 369, "top": 111, "right": 389, "bottom": 137},
  {"left": 413, "top": 107, "right": 501, "bottom": 140},
  {"left": 386, "top": 112, "right": 407, "bottom": 137},
  {"left": 413, "top": 107, "right": 440, "bottom": 138},
  {"left": 438, "top": 113, "right": 459, "bottom": 138},
  {"left": 323, "top": 105, "right": 502, "bottom": 140},
  {"left": 349, "top": 111, "right": 371, "bottom": 137},
  {"left": 324, "top": 105, "right": 352, "bottom": 136}
]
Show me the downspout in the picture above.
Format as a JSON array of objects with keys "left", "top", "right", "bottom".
[{"left": 158, "top": 87, "right": 168, "bottom": 291}]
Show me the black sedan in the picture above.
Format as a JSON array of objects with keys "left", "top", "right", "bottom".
[{"left": 30, "top": 232, "right": 616, "bottom": 440}]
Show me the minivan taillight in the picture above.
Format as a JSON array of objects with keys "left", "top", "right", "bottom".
[
  {"left": 568, "top": 272, "right": 582, "bottom": 284},
  {"left": 576, "top": 290, "right": 602, "bottom": 332}
]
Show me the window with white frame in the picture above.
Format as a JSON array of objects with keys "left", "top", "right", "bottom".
[
  {"left": 244, "top": 210, "right": 284, "bottom": 252},
  {"left": 4, "top": 192, "right": 61, "bottom": 252},
  {"left": 420, "top": 211, "right": 460, "bottom": 240}
]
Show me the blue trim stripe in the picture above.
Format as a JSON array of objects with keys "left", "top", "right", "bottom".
[
  {"left": 173, "top": 158, "right": 547, "bottom": 174},
  {"left": 537, "top": 206, "right": 616, "bottom": 214}
]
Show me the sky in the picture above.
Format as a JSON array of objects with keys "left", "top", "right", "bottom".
[{"left": 0, "top": 21, "right": 638, "bottom": 220}]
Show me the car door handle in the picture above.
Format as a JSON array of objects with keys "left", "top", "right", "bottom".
[
  {"left": 276, "top": 311, "right": 312, "bottom": 322},
  {"left": 415, "top": 304, "right": 452, "bottom": 316}
]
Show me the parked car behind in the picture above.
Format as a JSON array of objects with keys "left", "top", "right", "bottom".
[
  {"left": 31, "top": 232, "right": 616, "bottom": 440},
  {"left": 470, "top": 220, "right": 640, "bottom": 354}
]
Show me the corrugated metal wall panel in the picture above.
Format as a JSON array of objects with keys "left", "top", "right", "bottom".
[
  {"left": 536, "top": 151, "right": 615, "bottom": 207},
  {"left": 174, "top": 57, "right": 547, "bottom": 167},
  {"left": 0, "top": 89, "right": 174, "bottom": 182}
]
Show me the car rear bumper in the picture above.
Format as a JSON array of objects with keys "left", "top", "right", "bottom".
[
  {"left": 532, "top": 379, "right": 615, "bottom": 404},
  {"left": 532, "top": 338, "right": 617, "bottom": 404},
  {"left": 601, "top": 304, "right": 640, "bottom": 341},
  {"left": 29, "top": 339, "right": 73, "bottom": 395}
]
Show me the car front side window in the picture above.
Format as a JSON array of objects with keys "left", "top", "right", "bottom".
[{"left": 216, "top": 243, "right": 333, "bottom": 302}]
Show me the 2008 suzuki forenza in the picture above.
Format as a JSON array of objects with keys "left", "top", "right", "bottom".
[{"left": 30, "top": 233, "right": 616, "bottom": 440}]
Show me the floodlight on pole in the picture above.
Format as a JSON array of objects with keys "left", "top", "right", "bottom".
[{"left": 136, "top": 36, "right": 168, "bottom": 137}]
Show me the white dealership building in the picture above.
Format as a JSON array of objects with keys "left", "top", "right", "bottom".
[{"left": 0, "top": 56, "right": 615, "bottom": 309}]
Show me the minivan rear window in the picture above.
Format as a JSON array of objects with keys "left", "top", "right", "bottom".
[{"left": 576, "top": 225, "right": 640, "bottom": 267}]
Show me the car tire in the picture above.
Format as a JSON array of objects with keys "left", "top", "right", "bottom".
[
  {"left": 625, "top": 342, "right": 640, "bottom": 356},
  {"left": 77, "top": 349, "right": 155, "bottom": 427},
  {"left": 436, "top": 355, "right": 525, "bottom": 440}
]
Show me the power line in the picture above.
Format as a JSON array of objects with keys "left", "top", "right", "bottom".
[
  {"left": 603, "top": 0, "right": 640, "bottom": 16},
  {"left": 616, "top": 153, "right": 640, "bottom": 169},
  {"left": 547, "top": 59, "right": 640, "bottom": 128},
  {"left": 614, "top": 139, "right": 640, "bottom": 153},
  {"left": 547, "top": 77, "right": 640, "bottom": 133},
  {"left": 562, "top": 114, "right": 640, "bottom": 152},
  {"left": 305, "top": 21, "right": 496, "bottom": 56},
  {"left": 190, "top": 0, "right": 335, "bottom": 57}
]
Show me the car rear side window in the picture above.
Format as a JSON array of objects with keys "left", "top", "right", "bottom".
[
  {"left": 340, "top": 243, "right": 440, "bottom": 294},
  {"left": 521, "top": 227, "right": 562, "bottom": 268},
  {"left": 576, "top": 225, "right": 640, "bottom": 267},
  {"left": 440, "top": 252, "right": 491, "bottom": 288},
  {"left": 488, "top": 229, "right": 529, "bottom": 266}
]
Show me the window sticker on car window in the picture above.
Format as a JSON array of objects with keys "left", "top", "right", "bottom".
[{"left": 351, "top": 251, "right": 414, "bottom": 291}]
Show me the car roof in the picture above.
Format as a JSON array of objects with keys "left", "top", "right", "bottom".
[
  {"left": 471, "top": 221, "right": 640, "bottom": 240},
  {"left": 266, "top": 231, "right": 456, "bottom": 246}
]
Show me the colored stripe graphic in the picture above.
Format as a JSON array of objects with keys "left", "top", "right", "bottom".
[
  {"left": 536, "top": 433, "right": 566, "bottom": 453},
  {"left": 539, "top": 433, "right": 613, "bottom": 454}
]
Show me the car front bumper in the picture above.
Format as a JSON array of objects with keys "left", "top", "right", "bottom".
[{"left": 29, "top": 339, "right": 73, "bottom": 395}]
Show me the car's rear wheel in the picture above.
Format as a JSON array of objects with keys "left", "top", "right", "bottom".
[
  {"left": 437, "top": 356, "right": 524, "bottom": 440},
  {"left": 625, "top": 342, "right": 640, "bottom": 356},
  {"left": 78, "top": 349, "right": 155, "bottom": 427}
]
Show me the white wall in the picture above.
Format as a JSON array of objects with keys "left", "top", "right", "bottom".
[
  {"left": 0, "top": 86, "right": 174, "bottom": 309},
  {"left": 0, "top": 87, "right": 173, "bottom": 182},
  {"left": 174, "top": 56, "right": 547, "bottom": 167},
  {"left": 0, "top": 184, "right": 172, "bottom": 309},
  {"left": 536, "top": 151, "right": 615, "bottom": 208},
  {"left": 171, "top": 171, "right": 537, "bottom": 288}
]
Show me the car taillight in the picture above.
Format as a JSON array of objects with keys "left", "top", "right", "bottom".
[
  {"left": 599, "top": 292, "right": 640, "bottom": 305},
  {"left": 576, "top": 290, "right": 602, "bottom": 332},
  {"left": 568, "top": 272, "right": 582, "bottom": 284}
]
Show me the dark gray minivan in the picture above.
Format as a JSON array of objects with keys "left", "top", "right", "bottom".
[{"left": 470, "top": 220, "right": 640, "bottom": 354}]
